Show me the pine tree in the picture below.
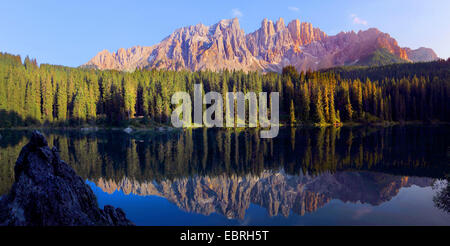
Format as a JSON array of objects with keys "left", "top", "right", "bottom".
[
  {"left": 323, "top": 86, "right": 330, "bottom": 122},
  {"left": 344, "top": 92, "right": 353, "bottom": 122},
  {"left": 123, "top": 76, "right": 136, "bottom": 120},
  {"left": 40, "top": 74, "right": 54, "bottom": 122},
  {"left": 356, "top": 81, "right": 363, "bottom": 119},
  {"left": 290, "top": 100, "right": 296, "bottom": 126},
  {"left": 300, "top": 83, "right": 310, "bottom": 123},
  {"left": 156, "top": 94, "right": 163, "bottom": 123},
  {"left": 24, "top": 76, "right": 41, "bottom": 123},
  {"left": 72, "top": 89, "right": 86, "bottom": 124},
  {"left": 312, "top": 88, "right": 325, "bottom": 124},
  {"left": 56, "top": 82, "right": 67, "bottom": 122},
  {"left": 329, "top": 88, "right": 337, "bottom": 124}
]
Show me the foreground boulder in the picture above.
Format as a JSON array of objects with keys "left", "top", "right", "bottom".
[{"left": 0, "top": 131, "right": 134, "bottom": 226}]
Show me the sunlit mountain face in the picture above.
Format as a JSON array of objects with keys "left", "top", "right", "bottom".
[
  {"left": 83, "top": 18, "right": 438, "bottom": 72},
  {"left": 0, "top": 126, "right": 449, "bottom": 225}
]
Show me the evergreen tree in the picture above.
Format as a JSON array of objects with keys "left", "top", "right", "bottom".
[
  {"left": 344, "top": 92, "right": 353, "bottom": 122},
  {"left": 300, "top": 83, "right": 310, "bottom": 123},
  {"left": 312, "top": 88, "right": 325, "bottom": 124},
  {"left": 56, "top": 82, "right": 67, "bottom": 122},
  {"left": 290, "top": 100, "right": 296, "bottom": 126},
  {"left": 329, "top": 88, "right": 337, "bottom": 124},
  {"left": 40, "top": 74, "right": 54, "bottom": 122}
]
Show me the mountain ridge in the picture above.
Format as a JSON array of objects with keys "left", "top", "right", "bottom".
[{"left": 83, "top": 17, "right": 438, "bottom": 72}]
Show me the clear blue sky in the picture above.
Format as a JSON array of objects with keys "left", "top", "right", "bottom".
[{"left": 1, "top": 0, "right": 449, "bottom": 67}]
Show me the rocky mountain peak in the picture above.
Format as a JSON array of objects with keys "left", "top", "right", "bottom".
[
  {"left": 275, "top": 17, "right": 285, "bottom": 31},
  {"left": 83, "top": 17, "right": 439, "bottom": 72},
  {"left": 405, "top": 47, "right": 439, "bottom": 62},
  {"left": 287, "top": 19, "right": 301, "bottom": 45},
  {"left": 260, "top": 18, "right": 276, "bottom": 37},
  {"left": 213, "top": 18, "right": 241, "bottom": 34},
  {"left": 84, "top": 45, "right": 153, "bottom": 71}
]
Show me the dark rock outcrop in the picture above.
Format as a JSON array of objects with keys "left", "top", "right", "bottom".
[{"left": 0, "top": 131, "right": 134, "bottom": 226}]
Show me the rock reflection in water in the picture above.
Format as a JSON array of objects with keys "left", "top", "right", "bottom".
[
  {"left": 0, "top": 126, "right": 448, "bottom": 221},
  {"left": 94, "top": 171, "right": 433, "bottom": 219}
]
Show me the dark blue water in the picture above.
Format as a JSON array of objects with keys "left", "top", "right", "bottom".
[
  {"left": 1, "top": 126, "right": 449, "bottom": 225},
  {"left": 90, "top": 181, "right": 449, "bottom": 226}
]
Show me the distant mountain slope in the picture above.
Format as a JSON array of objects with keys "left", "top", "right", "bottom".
[
  {"left": 405, "top": 47, "right": 439, "bottom": 62},
  {"left": 83, "top": 18, "right": 439, "bottom": 72},
  {"left": 355, "top": 48, "right": 408, "bottom": 66},
  {"left": 323, "top": 59, "right": 450, "bottom": 82}
]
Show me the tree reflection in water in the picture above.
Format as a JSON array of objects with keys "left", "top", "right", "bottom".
[{"left": 0, "top": 126, "right": 448, "bottom": 218}]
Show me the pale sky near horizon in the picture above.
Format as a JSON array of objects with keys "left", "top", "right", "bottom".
[{"left": 1, "top": 0, "right": 449, "bottom": 67}]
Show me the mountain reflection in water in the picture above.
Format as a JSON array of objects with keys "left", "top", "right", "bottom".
[
  {"left": 0, "top": 126, "right": 449, "bottom": 225},
  {"left": 95, "top": 171, "right": 432, "bottom": 219}
]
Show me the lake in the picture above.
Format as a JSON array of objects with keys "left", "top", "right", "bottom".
[{"left": 0, "top": 126, "right": 449, "bottom": 225}]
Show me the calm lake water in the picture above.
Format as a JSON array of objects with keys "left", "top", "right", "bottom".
[{"left": 0, "top": 126, "right": 449, "bottom": 225}]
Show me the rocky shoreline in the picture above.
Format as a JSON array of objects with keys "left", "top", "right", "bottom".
[{"left": 0, "top": 131, "right": 134, "bottom": 226}]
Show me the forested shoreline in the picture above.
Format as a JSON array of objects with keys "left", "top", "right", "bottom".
[{"left": 0, "top": 52, "right": 449, "bottom": 128}]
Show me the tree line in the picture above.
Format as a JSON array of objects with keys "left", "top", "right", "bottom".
[{"left": 0, "top": 52, "right": 449, "bottom": 127}]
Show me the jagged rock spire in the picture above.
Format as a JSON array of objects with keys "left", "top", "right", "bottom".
[{"left": 82, "top": 17, "right": 438, "bottom": 72}]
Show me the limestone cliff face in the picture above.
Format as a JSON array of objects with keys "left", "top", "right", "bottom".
[
  {"left": 84, "top": 46, "right": 154, "bottom": 71},
  {"left": 94, "top": 171, "right": 432, "bottom": 219},
  {"left": 405, "top": 47, "right": 439, "bottom": 62},
  {"left": 146, "top": 18, "right": 261, "bottom": 71},
  {"left": 83, "top": 18, "right": 438, "bottom": 72}
]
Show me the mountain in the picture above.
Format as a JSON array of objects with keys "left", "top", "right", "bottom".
[
  {"left": 83, "top": 18, "right": 439, "bottom": 72},
  {"left": 355, "top": 48, "right": 408, "bottom": 66},
  {"left": 82, "top": 46, "right": 153, "bottom": 71},
  {"left": 405, "top": 47, "right": 439, "bottom": 62}
]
